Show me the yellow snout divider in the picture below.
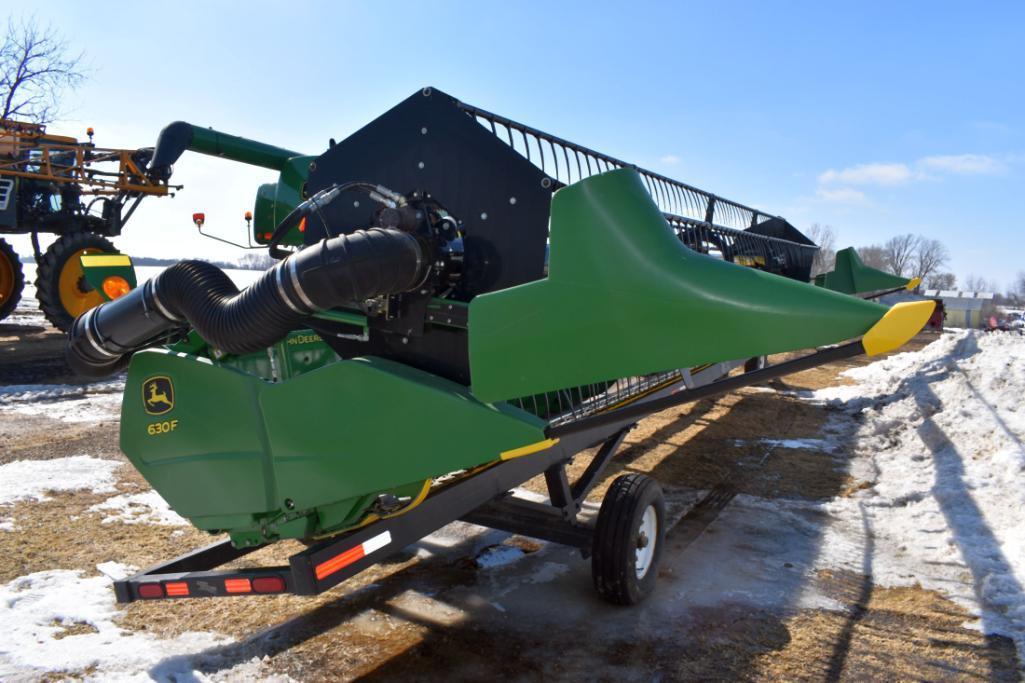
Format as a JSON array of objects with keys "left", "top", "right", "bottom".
[{"left": 862, "top": 300, "right": 936, "bottom": 356}]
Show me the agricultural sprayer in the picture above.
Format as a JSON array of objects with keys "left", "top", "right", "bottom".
[
  {"left": 0, "top": 119, "right": 179, "bottom": 329},
  {"left": 65, "top": 88, "right": 931, "bottom": 605}
]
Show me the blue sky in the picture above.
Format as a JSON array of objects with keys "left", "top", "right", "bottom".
[{"left": 6, "top": 1, "right": 1023, "bottom": 289}]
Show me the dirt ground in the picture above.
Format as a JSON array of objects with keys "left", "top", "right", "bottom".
[{"left": 0, "top": 319, "right": 1019, "bottom": 682}]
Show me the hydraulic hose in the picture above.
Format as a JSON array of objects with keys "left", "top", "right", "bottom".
[{"left": 66, "top": 228, "right": 428, "bottom": 378}]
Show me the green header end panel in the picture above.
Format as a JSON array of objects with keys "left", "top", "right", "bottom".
[
  {"left": 121, "top": 350, "right": 273, "bottom": 532},
  {"left": 120, "top": 350, "right": 545, "bottom": 542},
  {"left": 468, "top": 169, "right": 890, "bottom": 403},
  {"left": 814, "top": 247, "right": 912, "bottom": 295}
]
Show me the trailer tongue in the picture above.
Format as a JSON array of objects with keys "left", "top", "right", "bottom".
[{"left": 67, "top": 87, "right": 933, "bottom": 606}]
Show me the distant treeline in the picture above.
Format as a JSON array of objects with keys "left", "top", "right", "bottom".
[{"left": 21, "top": 254, "right": 274, "bottom": 271}]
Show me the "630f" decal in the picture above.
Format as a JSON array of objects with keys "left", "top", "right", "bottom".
[{"left": 147, "top": 419, "right": 179, "bottom": 436}]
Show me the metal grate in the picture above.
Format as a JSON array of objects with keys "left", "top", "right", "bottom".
[
  {"left": 460, "top": 100, "right": 772, "bottom": 232},
  {"left": 456, "top": 100, "right": 817, "bottom": 273},
  {"left": 0, "top": 179, "right": 12, "bottom": 211},
  {"left": 511, "top": 370, "right": 685, "bottom": 427}
]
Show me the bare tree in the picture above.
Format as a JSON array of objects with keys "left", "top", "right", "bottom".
[
  {"left": 1014, "top": 271, "right": 1025, "bottom": 301},
  {"left": 925, "top": 271, "right": 956, "bottom": 290},
  {"left": 0, "top": 18, "right": 85, "bottom": 124},
  {"left": 882, "top": 234, "right": 919, "bottom": 277},
  {"left": 857, "top": 244, "right": 888, "bottom": 271},
  {"left": 911, "top": 237, "right": 948, "bottom": 284},
  {"left": 806, "top": 223, "right": 836, "bottom": 276},
  {"left": 964, "top": 274, "right": 996, "bottom": 294}
]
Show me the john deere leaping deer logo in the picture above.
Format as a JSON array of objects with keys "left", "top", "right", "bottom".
[{"left": 142, "top": 376, "right": 174, "bottom": 415}]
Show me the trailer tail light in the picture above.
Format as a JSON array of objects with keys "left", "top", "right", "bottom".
[
  {"left": 252, "top": 576, "right": 286, "bottom": 593},
  {"left": 137, "top": 583, "right": 164, "bottom": 599},
  {"left": 164, "top": 581, "right": 190, "bottom": 597},
  {"left": 315, "top": 531, "right": 392, "bottom": 580},
  {"left": 224, "top": 578, "right": 252, "bottom": 594}
]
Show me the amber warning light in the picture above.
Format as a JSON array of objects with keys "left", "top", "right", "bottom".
[{"left": 102, "top": 276, "right": 132, "bottom": 300}]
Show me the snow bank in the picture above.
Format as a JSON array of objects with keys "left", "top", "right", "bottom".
[
  {"left": 0, "top": 568, "right": 282, "bottom": 681},
  {"left": 0, "top": 455, "right": 122, "bottom": 505},
  {"left": 0, "top": 379, "right": 124, "bottom": 423},
  {"left": 811, "top": 331, "right": 1025, "bottom": 654},
  {"left": 88, "top": 490, "right": 188, "bottom": 527}
]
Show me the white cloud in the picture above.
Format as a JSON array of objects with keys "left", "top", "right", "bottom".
[
  {"left": 815, "top": 187, "right": 866, "bottom": 203},
  {"left": 918, "top": 153, "right": 1004, "bottom": 175},
  {"left": 659, "top": 154, "right": 680, "bottom": 165},
  {"left": 818, "top": 153, "right": 1006, "bottom": 190},
  {"left": 818, "top": 162, "right": 913, "bottom": 186}
]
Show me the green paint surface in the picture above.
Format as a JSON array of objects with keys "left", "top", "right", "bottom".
[
  {"left": 814, "top": 247, "right": 911, "bottom": 294},
  {"left": 120, "top": 350, "right": 544, "bottom": 544},
  {"left": 186, "top": 125, "right": 300, "bottom": 171},
  {"left": 469, "top": 169, "right": 890, "bottom": 402}
]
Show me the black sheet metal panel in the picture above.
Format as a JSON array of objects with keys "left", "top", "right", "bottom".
[
  {"left": 306, "top": 87, "right": 553, "bottom": 298},
  {"left": 304, "top": 87, "right": 818, "bottom": 383}
]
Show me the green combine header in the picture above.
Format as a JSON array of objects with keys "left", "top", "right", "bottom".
[{"left": 66, "top": 88, "right": 932, "bottom": 606}]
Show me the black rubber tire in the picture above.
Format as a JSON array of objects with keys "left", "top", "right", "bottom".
[
  {"left": 36, "top": 232, "right": 117, "bottom": 332},
  {"left": 0, "top": 238, "right": 24, "bottom": 322},
  {"left": 744, "top": 355, "right": 767, "bottom": 373},
  {"left": 592, "top": 473, "right": 666, "bottom": 605}
]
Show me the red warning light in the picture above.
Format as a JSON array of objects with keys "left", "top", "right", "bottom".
[
  {"left": 252, "top": 576, "right": 286, "bottom": 593},
  {"left": 137, "top": 583, "right": 164, "bottom": 599}
]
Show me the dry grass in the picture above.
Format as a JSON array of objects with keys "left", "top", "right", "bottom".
[{"left": 0, "top": 331, "right": 1017, "bottom": 680}]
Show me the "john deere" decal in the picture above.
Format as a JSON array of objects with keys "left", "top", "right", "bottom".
[{"left": 142, "top": 376, "right": 174, "bottom": 416}]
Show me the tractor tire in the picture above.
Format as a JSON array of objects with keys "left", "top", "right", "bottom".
[
  {"left": 36, "top": 232, "right": 118, "bottom": 332},
  {"left": 591, "top": 473, "right": 666, "bottom": 605},
  {"left": 0, "top": 238, "right": 25, "bottom": 322}
]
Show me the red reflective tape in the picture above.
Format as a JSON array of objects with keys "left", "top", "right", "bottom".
[
  {"left": 224, "top": 578, "right": 251, "bottom": 594},
  {"left": 164, "top": 581, "right": 189, "bottom": 597},
  {"left": 315, "top": 545, "right": 364, "bottom": 580},
  {"left": 314, "top": 531, "right": 392, "bottom": 581}
]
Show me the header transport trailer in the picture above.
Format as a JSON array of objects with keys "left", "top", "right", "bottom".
[{"left": 66, "top": 88, "right": 931, "bottom": 606}]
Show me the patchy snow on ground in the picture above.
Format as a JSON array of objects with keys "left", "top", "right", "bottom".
[
  {"left": 0, "top": 379, "right": 125, "bottom": 423},
  {"left": 803, "top": 331, "right": 1025, "bottom": 655},
  {"left": 0, "top": 455, "right": 122, "bottom": 505},
  {"left": 734, "top": 437, "right": 838, "bottom": 452},
  {"left": 0, "top": 568, "right": 285, "bottom": 682},
  {"left": 89, "top": 490, "right": 188, "bottom": 527},
  {"left": 475, "top": 544, "right": 527, "bottom": 569}
]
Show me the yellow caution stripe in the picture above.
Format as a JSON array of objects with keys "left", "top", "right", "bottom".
[
  {"left": 500, "top": 437, "right": 560, "bottom": 461},
  {"left": 81, "top": 254, "right": 132, "bottom": 267},
  {"left": 862, "top": 300, "right": 936, "bottom": 356}
]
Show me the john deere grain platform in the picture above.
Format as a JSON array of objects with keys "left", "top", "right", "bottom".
[{"left": 67, "top": 88, "right": 932, "bottom": 606}]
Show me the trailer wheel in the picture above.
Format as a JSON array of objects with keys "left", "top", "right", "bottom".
[
  {"left": 0, "top": 238, "right": 24, "bottom": 322},
  {"left": 592, "top": 473, "right": 665, "bottom": 605},
  {"left": 36, "top": 233, "right": 117, "bottom": 332}
]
